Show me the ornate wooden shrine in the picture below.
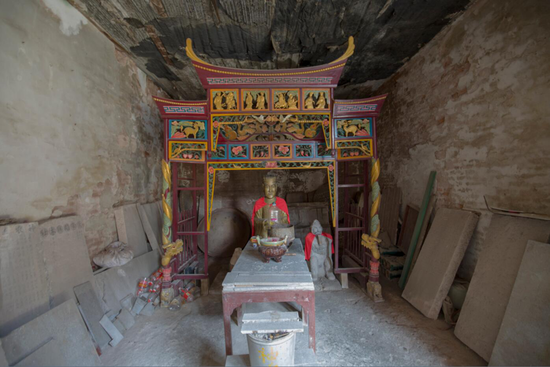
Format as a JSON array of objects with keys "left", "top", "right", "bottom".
[{"left": 154, "top": 37, "right": 387, "bottom": 300}]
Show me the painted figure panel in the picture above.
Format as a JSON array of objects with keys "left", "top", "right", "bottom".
[
  {"left": 294, "top": 143, "right": 315, "bottom": 158},
  {"left": 316, "top": 143, "right": 332, "bottom": 157},
  {"left": 242, "top": 89, "right": 269, "bottom": 111},
  {"left": 251, "top": 144, "right": 271, "bottom": 159},
  {"left": 272, "top": 89, "right": 300, "bottom": 111},
  {"left": 336, "top": 118, "right": 372, "bottom": 138},
  {"left": 303, "top": 89, "right": 330, "bottom": 110},
  {"left": 210, "top": 144, "right": 227, "bottom": 160},
  {"left": 273, "top": 144, "right": 292, "bottom": 159},
  {"left": 211, "top": 90, "right": 239, "bottom": 111},
  {"left": 169, "top": 142, "right": 205, "bottom": 162},
  {"left": 336, "top": 139, "right": 373, "bottom": 159},
  {"left": 228, "top": 144, "right": 249, "bottom": 160},
  {"left": 170, "top": 120, "right": 207, "bottom": 140}
]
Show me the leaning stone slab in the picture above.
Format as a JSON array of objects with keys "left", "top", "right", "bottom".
[
  {"left": 0, "top": 223, "right": 49, "bottom": 337},
  {"left": 402, "top": 208, "right": 479, "bottom": 319},
  {"left": 455, "top": 216, "right": 550, "bottom": 361},
  {"left": 489, "top": 240, "right": 550, "bottom": 365},
  {"left": 1, "top": 299, "right": 101, "bottom": 366}
]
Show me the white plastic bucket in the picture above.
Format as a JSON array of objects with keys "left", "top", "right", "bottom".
[{"left": 247, "top": 332, "right": 296, "bottom": 366}]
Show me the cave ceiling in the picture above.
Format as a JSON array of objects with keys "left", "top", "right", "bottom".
[{"left": 70, "top": 0, "right": 469, "bottom": 100}]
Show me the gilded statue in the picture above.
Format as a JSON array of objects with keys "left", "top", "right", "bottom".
[
  {"left": 213, "top": 92, "right": 224, "bottom": 110},
  {"left": 251, "top": 173, "right": 290, "bottom": 238},
  {"left": 274, "top": 92, "right": 288, "bottom": 109},
  {"left": 244, "top": 92, "right": 254, "bottom": 110},
  {"left": 315, "top": 92, "right": 327, "bottom": 109},
  {"left": 225, "top": 92, "right": 237, "bottom": 110},
  {"left": 287, "top": 92, "right": 298, "bottom": 109},
  {"left": 255, "top": 92, "right": 266, "bottom": 109},
  {"left": 304, "top": 92, "right": 315, "bottom": 109}
]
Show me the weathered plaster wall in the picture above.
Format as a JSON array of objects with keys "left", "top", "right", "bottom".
[
  {"left": 376, "top": 0, "right": 550, "bottom": 280},
  {"left": 0, "top": 0, "right": 166, "bottom": 257}
]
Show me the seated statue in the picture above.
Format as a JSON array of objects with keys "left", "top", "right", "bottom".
[
  {"left": 305, "top": 220, "right": 335, "bottom": 281},
  {"left": 251, "top": 173, "right": 290, "bottom": 238}
]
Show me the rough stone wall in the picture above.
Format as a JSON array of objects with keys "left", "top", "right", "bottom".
[
  {"left": 376, "top": 0, "right": 550, "bottom": 280},
  {"left": 0, "top": 0, "right": 166, "bottom": 257}
]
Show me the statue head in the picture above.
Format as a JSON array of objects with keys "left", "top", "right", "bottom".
[
  {"left": 311, "top": 219, "right": 323, "bottom": 235},
  {"left": 263, "top": 173, "right": 278, "bottom": 199}
]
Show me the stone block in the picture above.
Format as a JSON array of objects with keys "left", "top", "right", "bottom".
[
  {"left": 402, "top": 208, "right": 479, "bottom": 319},
  {"left": 99, "top": 315, "right": 123, "bottom": 347},
  {"left": 454, "top": 215, "right": 550, "bottom": 361},
  {"left": 117, "top": 309, "right": 135, "bottom": 331}
]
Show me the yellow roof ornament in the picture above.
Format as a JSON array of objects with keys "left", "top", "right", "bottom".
[{"left": 186, "top": 36, "right": 355, "bottom": 66}]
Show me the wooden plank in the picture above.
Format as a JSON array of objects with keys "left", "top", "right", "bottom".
[
  {"left": 410, "top": 195, "right": 436, "bottom": 274},
  {"left": 397, "top": 204, "right": 419, "bottom": 255},
  {"left": 379, "top": 186, "right": 401, "bottom": 246},
  {"left": 398, "top": 171, "right": 436, "bottom": 289}
]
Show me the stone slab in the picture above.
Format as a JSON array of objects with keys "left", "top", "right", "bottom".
[
  {"left": 13, "top": 339, "right": 67, "bottom": 366},
  {"left": 403, "top": 208, "right": 479, "bottom": 319},
  {"left": 120, "top": 294, "right": 135, "bottom": 312},
  {"left": 140, "top": 302, "right": 156, "bottom": 316},
  {"left": 131, "top": 297, "right": 147, "bottom": 315},
  {"left": 114, "top": 204, "right": 150, "bottom": 257},
  {"left": 94, "top": 251, "right": 160, "bottom": 314},
  {"left": 112, "top": 318, "right": 126, "bottom": 335},
  {"left": 117, "top": 309, "right": 135, "bottom": 330},
  {"left": 137, "top": 202, "right": 163, "bottom": 256},
  {"left": 489, "top": 240, "right": 550, "bottom": 366},
  {"left": 0, "top": 223, "right": 49, "bottom": 337},
  {"left": 40, "top": 216, "right": 93, "bottom": 308},
  {"left": 1, "top": 300, "right": 101, "bottom": 366},
  {"left": 454, "top": 216, "right": 550, "bottom": 361},
  {"left": 99, "top": 315, "right": 123, "bottom": 347},
  {"left": 74, "top": 282, "right": 111, "bottom": 350}
]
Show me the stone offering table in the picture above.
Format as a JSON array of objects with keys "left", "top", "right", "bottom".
[{"left": 222, "top": 239, "right": 315, "bottom": 356}]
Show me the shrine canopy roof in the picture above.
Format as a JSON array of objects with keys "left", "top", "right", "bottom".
[
  {"left": 153, "top": 97, "right": 208, "bottom": 119},
  {"left": 333, "top": 94, "right": 388, "bottom": 118},
  {"left": 185, "top": 37, "right": 355, "bottom": 89}
]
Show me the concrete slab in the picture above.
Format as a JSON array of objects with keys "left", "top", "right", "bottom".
[
  {"left": 140, "top": 302, "right": 157, "bottom": 316},
  {"left": 454, "top": 215, "right": 550, "bottom": 361},
  {"left": 0, "top": 223, "right": 49, "bottom": 337},
  {"left": 489, "top": 240, "right": 550, "bottom": 366},
  {"left": 131, "top": 297, "right": 147, "bottom": 315},
  {"left": 12, "top": 339, "right": 68, "bottom": 366},
  {"left": 94, "top": 251, "right": 160, "bottom": 314},
  {"left": 402, "top": 208, "right": 479, "bottom": 319},
  {"left": 1, "top": 300, "right": 101, "bottom": 366},
  {"left": 112, "top": 318, "right": 126, "bottom": 335},
  {"left": 114, "top": 204, "right": 150, "bottom": 257},
  {"left": 40, "top": 216, "right": 93, "bottom": 308},
  {"left": 120, "top": 294, "right": 135, "bottom": 312},
  {"left": 74, "top": 282, "right": 111, "bottom": 350},
  {"left": 99, "top": 315, "right": 123, "bottom": 347}
]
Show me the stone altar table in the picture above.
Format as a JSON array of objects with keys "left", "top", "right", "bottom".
[{"left": 222, "top": 239, "right": 315, "bottom": 356}]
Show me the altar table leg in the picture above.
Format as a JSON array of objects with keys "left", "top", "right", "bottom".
[
  {"left": 298, "top": 294, "right": 316, "bottom": 352},
  {"left": 223, "top": 297, "right": 238, "bottom": 356}
]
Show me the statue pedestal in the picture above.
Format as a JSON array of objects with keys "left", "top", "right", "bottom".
[{"left": 314, "top": 277, "right": 342, "bottom": 292}]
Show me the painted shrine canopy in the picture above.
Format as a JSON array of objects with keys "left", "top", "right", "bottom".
[{"left": 153, "top": 37, "right": 388, "bottom": 230}]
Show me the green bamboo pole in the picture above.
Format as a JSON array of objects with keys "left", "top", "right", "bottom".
[{"left": 398, "top": 171, "right": 436, "bottom": 289}]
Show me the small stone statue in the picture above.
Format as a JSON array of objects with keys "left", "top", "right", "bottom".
[{"left": 305, "top": 220, "right": 335, "bottom": 281}]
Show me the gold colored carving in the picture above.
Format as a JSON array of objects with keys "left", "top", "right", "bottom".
[
  {"left": 273, "top": 89, "right": 299, "bottom": 110},
  {"left": 315, "top": 92, "right": 327, "bottom": 109},
  {"left": 161, "top": 239, "right": 183, "bottom": 266},
  {"left": 361, "top": 234, "right": 381, "bottom": 259},
  {"left": 304, "top": 92, "right": 315, "bottom": 109},
  {"left": 211, "top": 90, "right": 238, "bottom": 111}
]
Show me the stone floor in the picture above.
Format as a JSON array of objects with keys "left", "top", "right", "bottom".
[{"left": 101, "top": 276, "right": 486, "bottom": 366}]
